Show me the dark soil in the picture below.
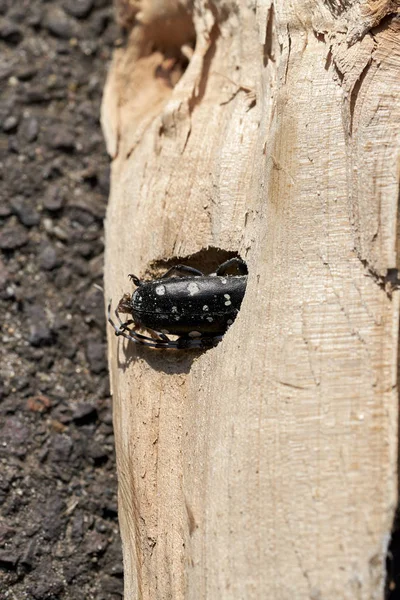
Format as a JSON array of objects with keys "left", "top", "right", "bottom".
[{"left": 0, "top": 1, "right": 123, "bottom": 598}]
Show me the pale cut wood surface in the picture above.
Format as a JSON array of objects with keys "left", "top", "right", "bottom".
[{"left": 102, "top": 0, "right": 400, "bottom": 598}]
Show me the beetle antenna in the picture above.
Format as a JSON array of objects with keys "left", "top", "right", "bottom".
[{"left": 128, "top": 274, "right": 141, "bottom": 286}]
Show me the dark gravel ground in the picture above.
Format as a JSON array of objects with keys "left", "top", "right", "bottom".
[{"left": 0, "top": 1, "right": 124, "bottom": 598}]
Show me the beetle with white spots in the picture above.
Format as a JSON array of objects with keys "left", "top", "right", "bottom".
[{"left": 108, "top": 258, "right": 248, "bottom": 349}]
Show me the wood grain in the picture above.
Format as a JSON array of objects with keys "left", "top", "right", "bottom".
[{"left": 102, "top": 0, "right": 400, "bottom": 597}]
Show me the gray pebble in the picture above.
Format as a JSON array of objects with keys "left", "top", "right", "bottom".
[
  {"left": 0, "top": 18, "right": 23, "bottom": 44},
  {"left": 44, "top": 7, "right": 80, "bottom": 39},
  {"left": 85, "top": 339, "right": 107, "bottom": 374},
  {"left": 16, "top": 66, "right": 38, "bottom": 81},
  {"left": 0, "top": 417, "right": 30, "bottom": 458},
  {"left": 0, "top": 203, "right": 11, "bottom": 218},
  {"left": 42, "top": 496, "right": 66, "bottom": 541},
  {"left": 10, "top": 196, "right": 40, "bottom": 227},
  {"left": 73, "top": 402, "right": 98, "bottom": 424},
  {"left": 39, "top": 245, "right": 59, "bottom": 271},
  {"left": 45, "top": 124, "right": 75, "bottom": 151},
  {"left": 25, "top": 304, "right": 53, "bottom": 346},
  {"left": 62, "top": 0, "right": 94, "bottom": 19},
  {"left": 43, "top": 186, "right": 65, "bottom": 211},
  {"left": 19, "top": 116, "right": 39, "bottom": 142},
  {"left": 28, "top": 572, "right": 64, "bottom": 599},
  {"left": 49, "top": 434, "right": 73, "bottom": 463},
  {"left": 0, "top": 550, "right": 20, "bottom": 570},
  {"left": 2, "top": 114, "right": 19, "bottom": 133},
  {"left": 85, "top": 530, "right": 109, "bottom": 556},
  {"left": 0, "top": 224, "right": 28, "bottom": 249},
  {"left": 0, "top": 256, "right": 9, "bottom": 287}
]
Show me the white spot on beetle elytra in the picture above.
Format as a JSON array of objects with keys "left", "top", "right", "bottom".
[
  {"left": 155, "top": 285, "right": 166, "bottom": 295},
  {"left": 224, "top": 294, "right": 230, "bottom": 300},
  {"left": 206, "top": 317, "right": 213, "bottom": 322},
  {"left": 203, "top": 305, "right": 209, "bottom": 311},
  {"left": 225, "top": 300, "right": 232, "bottom": 306},
  {"left": 221, "top": 278, "right": 227, "bottom": 284},
  {"left": 187, "top": 282, "right": 200, "bottom": 295},
  {"left": 171, "top": 306, "right": 178, "bottom": 313},
  {"left": 189, "top": 331, "right": 202, "bottom": 338}
]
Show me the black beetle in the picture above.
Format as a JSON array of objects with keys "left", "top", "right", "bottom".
[{"left": 108, "top": 257, "right": 248, "bottom": 349}]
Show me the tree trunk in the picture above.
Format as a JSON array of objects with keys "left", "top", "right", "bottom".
[{"left": 102, "top": 1, "right": 400, "bottom": 598}]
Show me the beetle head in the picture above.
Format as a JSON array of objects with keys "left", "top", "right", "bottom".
[{"left": 117, "top": 293, "right": 133, "bottom": 314}]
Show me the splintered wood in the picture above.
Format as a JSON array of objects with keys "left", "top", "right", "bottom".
[{"left": 102, "top": 0, "right": 400, "bottom": 598}]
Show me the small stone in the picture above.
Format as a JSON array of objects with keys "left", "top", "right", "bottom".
[
  {"left": 7, "top": 136, "right": 19, "bottom": 153},
  {"left": 10, "top": 196, "right": 40, "bottom": 227},
  {"left": 23, "top": 87, "right": 51, "bottom": 104},
  {"left": 0, "top": 256, "right": 9, "bottom": 287},
  {"left": 42, "top": 496, "right": 66, "bottom": 541},
  {"left": 73, "top": 402, "right": 98, "bottom": 425},
  {"left": 39, "top": 245, "right": 59, "bottom": 270},
  {"left": 2, "top": 114, "right": 19, "bottom": 132},
  {"left": 26, "top": 394, "right": 52, "bottom": 413},
  {"left": 0, "top": 18, "right": 23, "bottom": 44},
  {"left": 85, "top": 531, "right": 109, "bottom": 556},
  {"left": 20, "top": 539, "right": 36, "bottom": 569},
  {"left": 88, "top": 442, "right": 108, "bottom": 465},
  {"left": 62, "top": 0, "right": 93, "bottom": 19},
  {"left": 81, "top": 288, "right": 105, "bottom": 325},
  {"left": 0, "top": 203, "right": 12, "bottom": 217},
  {"left": 45, "top": 124, "right": 75, "bottom": 151},
  {"left": 7, "top": 6, "right": 25, "bottom": 22},
  {"left": 0, "top": 550, "right": 19, "bottom": 569},
  {"left": 85, "top": 339, "right": 107, "bottom": 374},
  {"left": 0, "top": 417, "right": 30, "bottom": 458},
  {"left": 0, "top": 224, "right": 28, "bottom": 249},
  {"left": 90, "top": 8, "right": 111, "bottom": 35},
  {"left": 19, "top": 116, "right": 39, "bottom": 142},
  {"left": 49, "top": 434, "right": 73, "bottom": 463},
  {"left": 71, "top": 511, "right": 85, "bottom": 542},
  {"left": 16, "top": 66, "right": 38, "bottom": 81},
  {"left": 43, "top": 186, "right": 65, "bottom": 211},
  {"left": 29, "top": 573, "right": 64, "bottom": 599},
  {"left": 25, "top": 303, "right": 53, "bottom": 346},
  {"left": 44, "top": 7, "right": 80, "bottom": 39},
  {"left": 0, "top": 523, "right": 15, "bottom": 545},
  {"left": 26, "top": 9, "right": 42, "bottom": 29}
]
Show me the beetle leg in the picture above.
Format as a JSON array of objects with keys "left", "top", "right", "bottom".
[
  {"left": 108, "top": 301, "right": 221, "bottom": 350},
  {"left": 160, "top": 265, "right": 204, "bottom": 279},
  {"left": 215, "top": 258, "right": 248, "bottom": 276},
  {"left": 150, "top": 330, "right": 171, "bottom": 342},
  {"left": 108, "top": 300, "right": 140, "bottom": 338},
  {"left": 117, "top": 328, "right": 172, "bottom": 348},
  {"left": 118, "top": 319, "right": 135, "bottom": 332}
]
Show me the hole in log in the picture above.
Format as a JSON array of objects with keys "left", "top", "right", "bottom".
[
  {"left": 115, "top": 0, "right": 196, "bottom": 89},
  {"left": 110, "top": 247, "right": 248, "bottom": 369}
]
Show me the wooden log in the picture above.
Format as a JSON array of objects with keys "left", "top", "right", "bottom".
[{"left": 102, "top": 0, "right": 400, "bottom": 598}]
